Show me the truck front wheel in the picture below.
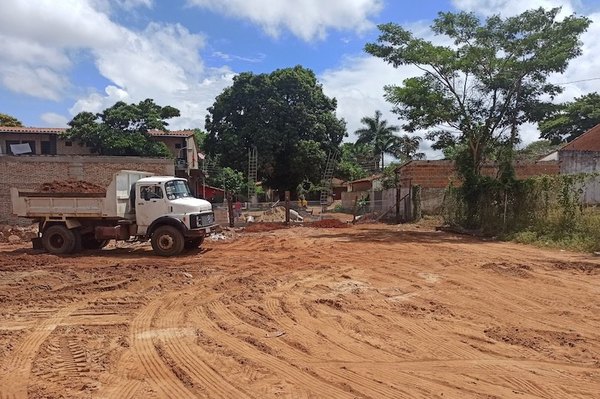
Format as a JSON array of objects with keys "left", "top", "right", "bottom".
[
  {"left": 151, "top": 225, "right": 184, "bottom": 256},
  {"left": 42, "top": 225, "right": 77, "bottom": 255}
]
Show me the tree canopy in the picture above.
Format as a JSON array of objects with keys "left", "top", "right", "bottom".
[
  {"left": 64, "top": 99, "right": 180, "bottom": 157},
  {"left": 365, "top": 8, "right": 590, "bottom": 182},
  {"left": 0, "top": 113, "right": 23, "bottom": 127},
  {"left": 204, "top": 65, "right": 346, "bottom": 194},
  {"left": 539, "top": 92, "right": 600, "bottom": 144}
]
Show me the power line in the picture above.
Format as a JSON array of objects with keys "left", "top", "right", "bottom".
[{"left": 554, "top": 77, "right": 600, "bottom": 85}]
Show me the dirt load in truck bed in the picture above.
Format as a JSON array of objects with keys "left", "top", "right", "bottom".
[
  {"left": 1, "top": 223, "right": 599, "bottom": 398},
  {"left": 38, "top": 180, "right": 106, "bottom": 194}
]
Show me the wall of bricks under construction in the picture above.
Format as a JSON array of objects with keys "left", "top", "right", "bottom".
[
  {"left": 396, "top": 160, "right": 560, "bottom": 213},
  {"left": 0, "top": 155, "right": 174, "bottom": 224}
]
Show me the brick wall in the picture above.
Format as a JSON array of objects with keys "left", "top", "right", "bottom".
[
  {"left": 396, "top": 160, "right": 559, "bottom": 188},
  {"left": 0, "top": 155, "right": 174, "bottom": 224}
]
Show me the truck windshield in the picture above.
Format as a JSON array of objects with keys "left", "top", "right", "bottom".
[{"left": 165, "top": 180, "right": 192, "bottom": 200}]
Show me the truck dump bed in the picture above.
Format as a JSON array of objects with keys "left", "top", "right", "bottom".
[{"left": 11, "top": 170, "right": 153, "bottom": 219}]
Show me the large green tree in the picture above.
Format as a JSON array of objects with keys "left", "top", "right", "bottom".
[
  {"left": 365, "top": 8, "right": 590, "bottom": 184},
  {"left": 336, "top": 142, "right": 372, "bottom": 181},
  {"left": 205, "top": 65, "right": 346, "bottom": 194},
  {"left": 366, "top": 8, "right": 589, "bottom": 225},
  {"left": 539, "top": 92, "right": 600, "bottom": 144},
  {"left": 65, "top": 99, "right": 179, "bottom": 156},
  {"left": 0, "top": 113, "right": 23, "bottom": 127}
]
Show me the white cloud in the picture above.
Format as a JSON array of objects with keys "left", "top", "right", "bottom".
[
  {"left": 452, "top": 0, "right": 575, "bottom": 16},
  {"left": 40, "top": 112, "right": 69, "bottom": 127},
  {"left": 186, "top": 0, "right": 383, "bottom": 41},
  {"left": 320, "top": 55, "right": 440, "bottom": 158},
  {"left": 0, "top": 0, "right": 234, "bottom": 129}
]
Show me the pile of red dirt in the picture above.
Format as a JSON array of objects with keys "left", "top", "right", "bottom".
[
  {"left": 306, "top": 219, "right": 349, "bottom": 228},
  {"left": 39, "top": 180, "right": 106, "bottom": 194},
  {"left": 244, "top": 222, "right": 288, "bottom": 233}
]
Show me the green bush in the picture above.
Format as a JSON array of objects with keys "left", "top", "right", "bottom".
[{"left": 443, "top": 173, "right": 600, "bottom": 252}]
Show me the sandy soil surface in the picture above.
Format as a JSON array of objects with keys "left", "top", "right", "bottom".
[{"left": 0, "top": 223, "right": 599, "bottom": 398}]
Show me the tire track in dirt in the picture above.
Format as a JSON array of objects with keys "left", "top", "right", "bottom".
[
  {"left": 193, "top": 303, "right": 360, "bottom": 398},
  {"left": 128, "top": 296, "right": 196, "bottom": 399},
  {"left": 0, "top": 304, "right": 79, "bottom": 399},
  {"left": 205, "top": 300, "right": 408, "bottom": 398},
  {"left": 153, "top": 294, "right": 254, "bottom": 399}
]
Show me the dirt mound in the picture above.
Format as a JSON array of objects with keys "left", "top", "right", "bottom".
[
  {"left": 549, "top": 261, "right": 600, "bottom": 274},
  {"left": 244, "top": 222, "right": 288, "bottom": 233},
  {"left": 306, "top": 219, "right": 349, "bottom": 228},
  {"left": 39, "top": 180, "right": 106, "bottom": 194},
  {"left": 0, "top": 224, "right": 38, "bottom": 243},
  {"left": 481, "top": 262, "right": 532, "bottom": 278}
]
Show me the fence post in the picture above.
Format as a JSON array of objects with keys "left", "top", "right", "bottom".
[
  {"left": 227, "top": 192, "right": 234, "bottom": 227},
  {"left": 396, "top": 184, "right": 402, "bottom": 224},
  {"left": 285, "top": 191, "right": 290, "bottom": 225}
]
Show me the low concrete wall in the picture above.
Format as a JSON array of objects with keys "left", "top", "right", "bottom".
[{"left": 1, "top": 155, "right": 174, "bottom": 224}]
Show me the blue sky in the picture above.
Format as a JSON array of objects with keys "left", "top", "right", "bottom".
[{"left": 1, "top": 0, "right": 600, "bottom": 157}]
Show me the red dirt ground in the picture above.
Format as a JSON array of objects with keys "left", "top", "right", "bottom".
[{"left": 0, "top": 224, "right": 599, "bottom": 398}]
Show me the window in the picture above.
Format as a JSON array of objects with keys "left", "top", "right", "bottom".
[
  {"left": 175, "top": 143, "right": 182, "bottom": 149},
  {"left": 140, "top": 185, "right": 163, "bottom": 201},
  {"left": 5, "top": 140, "right": 36, "bottom": 155},
  {"left": 165, "top": 180, "right": 192, "bottom": 200},
  {"left": 65, "top": 141, "right": 73, "bottom": 147}
]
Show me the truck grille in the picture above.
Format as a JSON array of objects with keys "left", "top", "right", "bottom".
[{"left": 190, "top": 212, "right": 214, "bottom": 229}]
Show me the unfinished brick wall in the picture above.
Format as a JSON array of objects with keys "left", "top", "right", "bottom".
[
  {"left": 396, "top": 160, "right": 559, "bottom": 188},
  {"left": 396, "top": 160, "right": 560, "bottom": 214},
  {"left": 0, "top": 155, "right": 174, "bottom": 224}
]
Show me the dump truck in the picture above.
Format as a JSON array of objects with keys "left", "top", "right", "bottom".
[{"left": 11, "top": 170, "right": 218, "bottom": 256}]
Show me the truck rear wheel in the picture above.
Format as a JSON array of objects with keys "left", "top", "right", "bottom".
[
  {"left": 42, "top": 225, "right": 77, "bottom": 255},
  {"left": 184, "top": 236, "right": 204, "bottom": 250},
  {"left": 151, "top": 225, "right": 184, "bottom": 256}
]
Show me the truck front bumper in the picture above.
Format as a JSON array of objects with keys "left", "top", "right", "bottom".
[{"left": 184, "top": 223, "right": 220, "bottom": 238}]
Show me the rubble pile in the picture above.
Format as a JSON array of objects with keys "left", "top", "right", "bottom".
[{"left": 0, "top": 224, "right": 38, "bottom": 244}]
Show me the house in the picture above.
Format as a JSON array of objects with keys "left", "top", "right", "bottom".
[
  {"left": 341, "top": 174, "right": 384, "bottom": 211},
  {"left": 0, "top": 126, "right": 205, "bottom": 195},
  {"left": 0, "top": 126, "right": 91, "bottom": 155},
  {"left": 540, "top": 123, "right": 600, "bottom": 203},
  {"left": 331, "top": 177, "right": 348, "bottom": 200}
]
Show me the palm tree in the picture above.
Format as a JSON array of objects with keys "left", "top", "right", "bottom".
[
  {"left": 354, "top": 110, "right": 400, "bottom": 170},
  {"left": 396, "top": 135, "right": 425, "bottom": 162}
]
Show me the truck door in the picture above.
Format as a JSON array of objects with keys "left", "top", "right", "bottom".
[{"left": 136, "top": 184, "right": 168, "bottom": 234}]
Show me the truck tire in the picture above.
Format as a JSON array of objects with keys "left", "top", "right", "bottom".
[
  {"left": 184, "top": 236, "right": 204, "bottom": 250},
  {"left": 151, "top": 225, "right": 184, "bottom": 256},
  {"left": 81, "top": 233, "right": 109, "bottom": 250},
  {"left": 42, "top": 225, "right": 77, "bottom": 255}
]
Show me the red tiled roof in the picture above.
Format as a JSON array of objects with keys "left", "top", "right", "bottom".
[
  {"left": 0, "top": 126, "right": 67, "bottom": 134},
  {"left": 0, "top": 126, "right": 195, "bottom": 138},
  {"left": 560, "top": 123, "right": 600, "bottom": 152},
  {"left": 147, "top": 129, "right": 194, "bottom": 137},
  {"left": 348, "top": 174, "right": 383, "bottom": 184}
]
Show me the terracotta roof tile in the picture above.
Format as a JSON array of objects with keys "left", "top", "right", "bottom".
[
  {"left": 560, "top": 123, "right": 600, "bottom": 152},
  {"left": 0, "top": 126, "right": 195, "bottom": 138},
  {"left": 147, "top": 129, "right": 194, "bottom": 137},
  {"left": 0, "top": 126, "right": 67, "bottom": 134}
]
